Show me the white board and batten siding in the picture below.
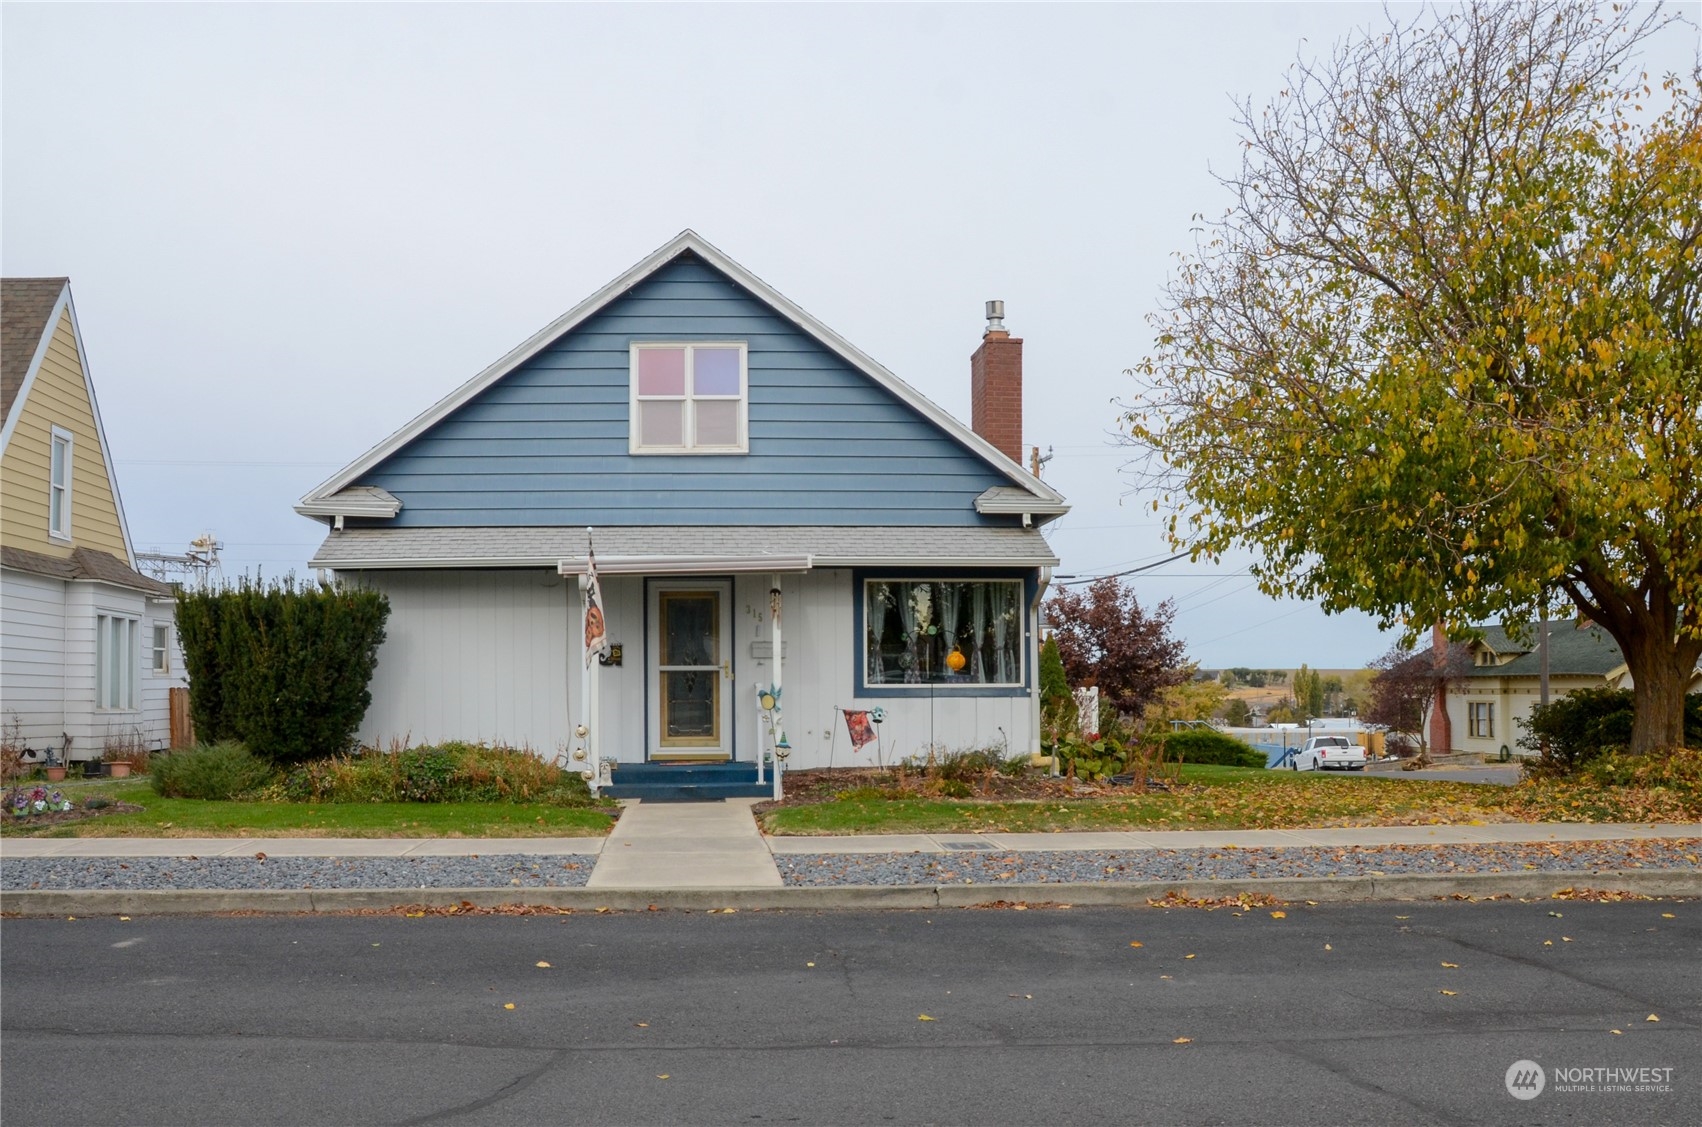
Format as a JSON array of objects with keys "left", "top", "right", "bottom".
[
  {"left": 351, "top": 569, "right": 573, "bottom": 753},
  {"left": 348, "top": 566, "right": 1037, "bottom": 769}
]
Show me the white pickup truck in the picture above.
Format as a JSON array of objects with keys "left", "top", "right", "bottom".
[{"left": 1292, "top": 735, "right": 1368, "bottom": 772}]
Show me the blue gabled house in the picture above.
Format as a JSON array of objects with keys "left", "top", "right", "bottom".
[{"left": 298, "top": 231, "right": 1067, "bottom": 781}]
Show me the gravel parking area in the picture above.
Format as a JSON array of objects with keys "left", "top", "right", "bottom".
[
  {"left": 777, "top": 839, "right": 1702, "bottom": 887},
  {"left": 1, "top": 854, "right": 594, "bottom": 892}
]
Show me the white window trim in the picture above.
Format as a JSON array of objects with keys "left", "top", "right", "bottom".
[
  {"left": 96, "top": 612, "right": 140, "bottom": 711},
  {"left": 628, "top": 341, "right": 749, "bottom": 455},
  {"left": 151, "top": 622, "right": 171, "bottom": 675},
  {"left": 49, "top": 425, "right": 74, "bottom": 541}
]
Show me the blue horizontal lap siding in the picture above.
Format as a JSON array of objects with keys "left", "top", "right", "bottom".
[{"left": 363, "top": 254, "right": 1016, "bottom": 528}]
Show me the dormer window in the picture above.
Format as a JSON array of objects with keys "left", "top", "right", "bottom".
[{"left": 630, "top": 342, "right": 748, "bottom": 454}]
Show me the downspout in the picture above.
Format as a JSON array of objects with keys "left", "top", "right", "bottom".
[{"left": 1029, "top": 565, "right": 1051, "bottom": 758}]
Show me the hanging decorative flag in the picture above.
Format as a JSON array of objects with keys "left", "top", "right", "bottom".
[
  {"left": 583, "top": 540, "right": 610, "bottom": 668},
  {"left": 844, "top": 710, "right": 877, "bottom": 751}
]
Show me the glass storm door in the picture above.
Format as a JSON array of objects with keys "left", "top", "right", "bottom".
[{"left": 649, "top": 582, "right": 732, "bottom": 760}]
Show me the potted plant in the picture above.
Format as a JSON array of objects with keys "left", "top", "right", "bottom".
[
  {"left": 101, "top": 733, "right": 149, "bottom": 779},
  {"left": 42, "top": 751, "right": 67, "bottom": 783}
]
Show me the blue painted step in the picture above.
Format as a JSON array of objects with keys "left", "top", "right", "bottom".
[{"left": 603, "top": 761, "right": 771, "bottom": 800}]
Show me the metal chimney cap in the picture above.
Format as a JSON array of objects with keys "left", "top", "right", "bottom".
[{"left": 985, "top": 300, "right": 1006, "bottom": 332}]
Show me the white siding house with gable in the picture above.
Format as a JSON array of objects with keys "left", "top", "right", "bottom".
[{"left": 297, "top": 232, "right": 1066, "bottom": 794}]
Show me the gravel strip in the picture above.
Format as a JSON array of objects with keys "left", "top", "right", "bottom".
[
  {"left": 777, "top": 840, "right": 1702, "bottom": 887},
  {"left": 1, "top": 855, "right": 594, "bottom": 892}
]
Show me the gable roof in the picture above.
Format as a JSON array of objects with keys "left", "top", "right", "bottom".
[
  {"left": 1467, "top": 621, "right": 1626, "bottom": 679},
  {"left": 2, "top": 277, "right": 70, "bottom": 425},
  {"left": 0, "top": 277, "right": 136, "bottom": 560},
  {"left": 299, "top": 230, "right": 1068, "bottom": 516}
]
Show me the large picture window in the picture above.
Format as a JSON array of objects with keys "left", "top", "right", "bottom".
[
  {"left": 630, "top": 342, "right": 748, "bottom": 453},
  {"left": 864, "top": 579, "right": 1023, "bottom": 687}
]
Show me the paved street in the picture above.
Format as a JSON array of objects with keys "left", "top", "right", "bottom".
[{"left": 2, "top": 900, "right": 1695, "bottom": 1126}]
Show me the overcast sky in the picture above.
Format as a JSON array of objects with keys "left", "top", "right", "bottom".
[{"left": 4, "top": 3, "right": 1695, "bottom": 669}]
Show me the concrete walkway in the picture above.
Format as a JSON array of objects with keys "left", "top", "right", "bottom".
[{"left": 585, "top": 798, "right": 782, "bottom": 889}]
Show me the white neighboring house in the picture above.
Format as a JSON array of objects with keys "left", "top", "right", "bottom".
[
  {"left": 1, "top": 277, "right": 184, "bottom": 761},
  {"left": 1442, "top": 620, "right": 1701, "bottom": 757},
  {"left": 296, "top": 232, "right": 1069, "bottom": 787}
]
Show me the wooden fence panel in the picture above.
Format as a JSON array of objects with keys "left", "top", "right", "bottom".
[{"left": 168, "top": 686, "right": 195, "bottom": 748}]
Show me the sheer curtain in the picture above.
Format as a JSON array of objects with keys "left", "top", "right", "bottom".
[
  {"left": 867, "top": 582, "right": 889, "bottom": 684},
  {"left": 940, "top": 583, "right": 961, "bottom": 679}
]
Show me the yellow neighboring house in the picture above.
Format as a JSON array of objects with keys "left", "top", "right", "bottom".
[{"left": 2, "top": 277, "right": 181, "bottom": 761}]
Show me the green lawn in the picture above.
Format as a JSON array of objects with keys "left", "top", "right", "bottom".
[
  {"left": 2, "top": 778, "right": 616, "bottom": 838},
  {"left": 759, "top": 763, "right": 1701, "bottom": 835}
]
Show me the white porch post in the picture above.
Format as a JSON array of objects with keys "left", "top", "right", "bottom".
[
  {"left": 771, "top": 573, "right": 785, "bottom": 800},
  {"left": 578, "top": 573, "right": 601, "bottom": 796}
]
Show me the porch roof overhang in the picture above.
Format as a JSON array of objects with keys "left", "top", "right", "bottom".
[
  {"left": 557, "top": 554, "right": 813, "bottom": 577},
  {"left": 309, "top": 525, "right": 1061, "bottom": 571}
]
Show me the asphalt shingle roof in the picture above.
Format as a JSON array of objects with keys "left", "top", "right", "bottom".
[
  {"left": 1468, "top": 621, "right": 1625, "bottom": 678},
  {"left": 1, "top": 545, "right": 174, "bottom": 596},
  {"left": 1, "top": 277, "right": 69, "bottom": 423},
  {"left": 309, "top": 525, "right": 1060, "bottom": 570}
]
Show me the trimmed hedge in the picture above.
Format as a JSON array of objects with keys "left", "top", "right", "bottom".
[
  {"left": 1159, "top": 729, "right": 1267, "bottom": 769},
  {"left": 176, "top": 578, "right": 389, "bottom": 767}
]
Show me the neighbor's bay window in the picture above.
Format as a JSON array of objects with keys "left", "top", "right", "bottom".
[
  {"left": 630, "top": 342, "right": 748, "bottom": 453},
  {"left": 864, "top": 579, "right": 1023, "bottom": 686},
  {"left": 97, "top": 613, "right": 138, "bottom": 710}
]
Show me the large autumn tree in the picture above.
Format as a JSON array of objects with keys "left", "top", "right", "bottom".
[{"left": 1127, "top": 1, "right": 1701, "bottom": 753}]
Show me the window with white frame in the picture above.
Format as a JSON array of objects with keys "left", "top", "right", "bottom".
[
  {"left": 1468, "top": 701, "right": 1494, "bottom": 739},
  {"left": 49, "top": 426, "right": 73, "bottom": 538},
  {"left": 864, "top": 579, "right": 1024, "bottom": 687},
  {"left": 97, "top": 614, "right": 139, "bottom": 710},
  {"left": 630, "top": 342, "right": 748, "bottom": 453},
  {"left": 151, "top": 623, "right": 170, "bottom": 674}
]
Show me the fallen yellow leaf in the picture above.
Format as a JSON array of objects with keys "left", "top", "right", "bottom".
[
  {"left": 1562, "top": 937, "right": 1572, "bottom": 942},
  {"left": 1441, "top": 962, "right": 1459, "bottom": 968},
  {"left": 1440, "top": 990, "right": 1457, "bottom": 996},
  {"left": 535, "top": 961, "right": 552, "bottom": 968},
  {"left": 1270, "top": 911, "right": 1287, "bottom": 919},
  {"left": 119, "top": 916, "right": 131, "bottom": 922},
  {"left": 657, "top": 1074, "right": 669, "bottom": 1080},
  {"left": 1543, "top": 940, "right": 1553, "bottom": 947},
  {"left": 1184, "top": 954, "right": 1196, "bottom": 960},
  {"left": 1661, "top": 913, "right": 1676, "bottom": 919},
  {"left": 1611, "top": 1029, "right": 1624, "bottom": 1035},
  {"left": 1173, "top": 1037, "right": 1193, "bottom": 1044},
  {"left": 1324, "top": 944, "right": 1333, "bottom": 951},
  {"left": 1129, "top": 941, "right": 1144, "bottom": 948},
  {"left": 806, "top": 962, "right": 815, "bottom": 967},
  {"left": 1647, "top": 1014, "right": 1660, "bottom": 1022},
  {"left": 918, "top": 1014, "right": 935, "bottom": 1022},
  {"left": 635, "top": 1022, "right": 649, "bottom": 1027},
  {"left": 504, "top": 1003, "right": 516, "bottom": 1010}
]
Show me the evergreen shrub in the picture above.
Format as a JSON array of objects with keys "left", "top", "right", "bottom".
[
  {"left": 176, "top": 578, "right": 390, "bottom": 767},
  {"left": 150, "top": 741, "right": 278, "bottom": 800},
  {"left": 1159, "top": 729, "right": 1267, "bottom": 769}
]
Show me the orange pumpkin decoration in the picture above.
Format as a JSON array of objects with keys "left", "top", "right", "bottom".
[{"left": 946, "top": 649, "right": 967, "bottom": 673}]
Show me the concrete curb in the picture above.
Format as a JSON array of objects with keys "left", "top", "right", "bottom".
[{"left": 4, "top": 869, "right": 1697, "bottom": 917}]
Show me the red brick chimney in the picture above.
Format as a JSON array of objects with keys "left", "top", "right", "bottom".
[
  {"left": 970, "top": 300, "right": 1022, "bottom": 464},
  {"left": 1428, "top": 622, "right": 1453, "bottom": 754}
]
